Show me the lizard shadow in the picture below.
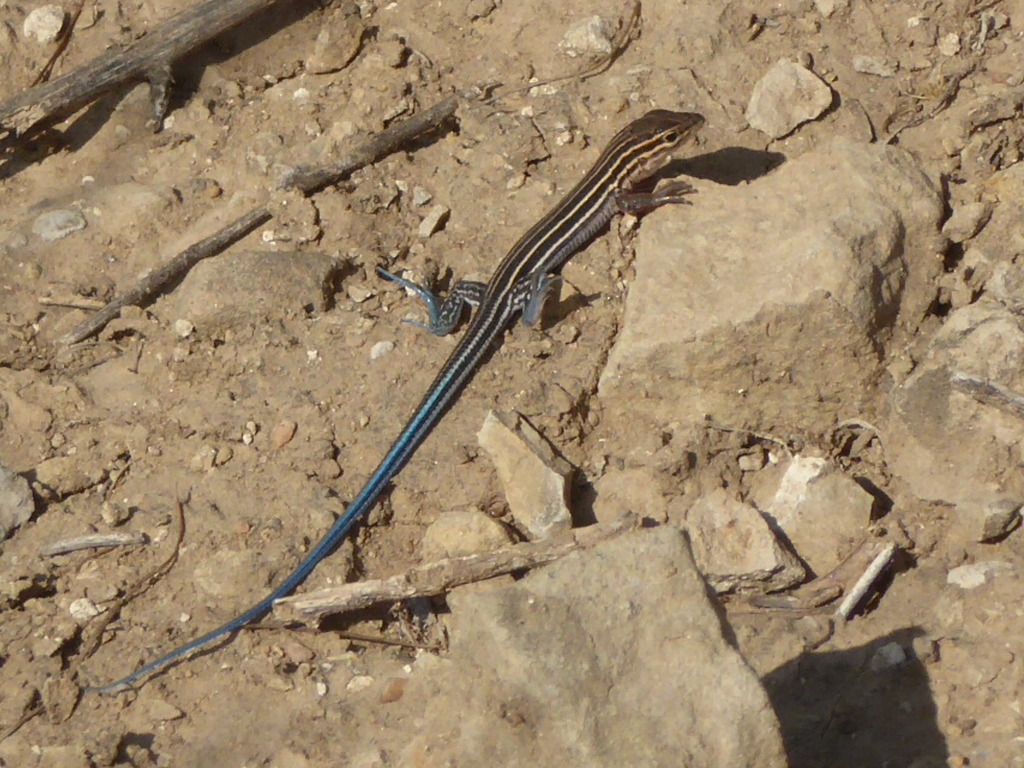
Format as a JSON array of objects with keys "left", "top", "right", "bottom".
[{"left": 665, "top": 146, "right": 786, "bottom": 187}]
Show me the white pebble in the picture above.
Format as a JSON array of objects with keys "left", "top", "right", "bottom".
[
  {"left": 418, "top": 205, "right": 450, "bottom": 238},
  {"left": 938, "top": 32, "right": 961, "bottom": 56},
  {"left": 559, "top": 16, "right": 613, "bottom": 58},
  {"left": 370, "top": 340, "right": 395, "bottom": 360},
  {"left": 173, "top": 319, "right": 195, "bottom": 338},
  {"left": 69, "top": 597, "right": 103, "bottom": 622},
  {"left": 32, "top": 209, "right": 86, "bottom": 242},
  {"left": 947, "top": 560, "right": 1013, "bottom": 589},
  {"left": 346, "top": 674, "right": 374, "bottom": 692},
  {"left": 23, "top": 5, "right": 65, "bottom": 44}
]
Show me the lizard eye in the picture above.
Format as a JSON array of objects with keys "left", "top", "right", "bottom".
[{"left": 662, "top": 130, "right": 681, "bottom": 143}]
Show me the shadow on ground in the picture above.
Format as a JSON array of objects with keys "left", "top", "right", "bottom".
[{"left": 763, "top": 627, "right": 947, "bottom": 768}]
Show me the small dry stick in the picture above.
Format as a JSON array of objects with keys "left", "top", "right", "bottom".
[
  {"left": 274, "top": 516, "right": 634, "bottom": 626},
  {"left": 1, "top": 498, "right": 185, "bottom": 738},
  {"left": 31, "top": 0, "right": 86, "bottom": 87},
  {"left": 76, "top": 495, "right": 187, "bottom": 683},
  {"left": 485, "top": 0, "right": 641, "bottom": 104},
  {"left": 61, "top": 93, "right": 463, "bottom": 345},
  {"left": 834, "top": 542, "right": 897, "bottom": 621},
  {"left": 60, "top": 207, "right": 270, "bottom": 345},
  {"left": 40, "top": 531, "right": 147, "bottom": 558},
  {"left": 38, "top": 294, "right": 107, "bottom": 310},
  {"left": 950, "top": 370, "right": 1024, "bottom": 421}
]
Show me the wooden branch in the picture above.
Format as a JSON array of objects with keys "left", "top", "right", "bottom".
[
  {"left": 39, "top": 531, "right": 147, "bottom": 557},
  {"left": 60, "top": 92, "right": 463, "bottom": 345},
  {"left": 273, "top": 516, "right": 635, "bottom": 626},
  {"left": 60, "top": 207, "right": 270, "bottom": 345},
  {"left": 0, "top": 0, "right": 288, "bottom": 145}
]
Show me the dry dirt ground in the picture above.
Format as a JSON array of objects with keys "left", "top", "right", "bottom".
[{"left": 1, "top": 0, "right": 1024, "bottom": 766}]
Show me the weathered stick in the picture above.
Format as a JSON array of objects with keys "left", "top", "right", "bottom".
[
  {"left": 0, "top": 0, "right": 288, "bottom": 145},
  {"left": 273, "top": 516, "right": 634, "bottom": 626},
  {"left": 60, "top": 93, "right": 462, "bottom": 345},
  {"left": 835, "top": 542, "right": 897, "bottom": 621},
  {"left": 951, "top": 370, "right": 1024, "bottom": 421},
  {"left": 39, "top": 531, "right": 147, "bottom": 557}
]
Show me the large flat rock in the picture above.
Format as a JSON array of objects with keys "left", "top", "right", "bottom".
[
  {"left": 402, "top": 526, "right": 787, "bottom": 768},
  {"left": 599, "top": 138, "right": 944, "bottom": 432}
]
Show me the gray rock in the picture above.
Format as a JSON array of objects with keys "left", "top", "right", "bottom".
[
  {"left": 305, "top": 3, "right": 363, "bottom": 74},
  {"left": 159, "top": 250, "right": 338, "bottom": 337},
  {"left": 403, "top": 526, "right": 787, "bottom": 767},
  {"left": 421, "top": 509, "right": 515, "bottom": 560},
  {"left": 31, "top": 209, "right": 86, "bottom": 242},
  {"left": 0, "top": 464, "right": 34, "bottom": 540},
  {"left": 955, "top": 497, "right": 1021, "bottom": 542},
  {"left": 684, "top": 488, "right": 805, "bottom": 592},
  {"left": 745, "top": 60, "right": 834, "bottom": 138},
  {"left": 477, "top": 410, "right": 573, "bottom": 539},
  {"left": 599, "top": 138, "right": 943, "bottom": 434},
  {"left": 869, "top": 641, "right": 908, "bottom": 671},
  {"left": 558, "top": 16, "right": 614, "bottom": 58},
  {"left": 888, "top": 303, "right": 1024, "bottom": 505}
]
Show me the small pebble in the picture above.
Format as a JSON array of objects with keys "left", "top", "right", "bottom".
[
  {"left": 745, "top": 60, "right": 834, "bottom": 139},
  {"left": 938, "top": 32, "right": 961, "bottom": 56},
  {"left": 947, "top": 560, "right": 1013, "bottom": 588},
  {"left": 911, "top": 636, "right": 938, "bottom": 664},
  {"left": 465, "top": 0, "right": 496, "bottom": 20},
  {"left": 380, "top": 677, "right": 406, "bottom": 703},
  {"left": 271, "top": 420, "right": 298, "bottom": 448},
  {"left": 173, "top": 319, "right": 195, "bottom": 338},
  {"left": 869, "top": 641, "right": 907, "bottom": 671},
  {"left": 145, "top": 699, "right": 185, "bottom": 722},
  {"left": 347, "top": 675, "right": 374, "bottom": 693},
  {"left": 69, "top": 597, "right": 103, "bottom": 622},
  {"left": 418, "top": 205, "right": 450, "bottom": 238},
  {"left": 738, "top": 451, "right": 766, "bottom": 472},
  {"left": 411, "top": 187, "right": 433, "bottom": 207},
  {"left": 23, "top": 5, "right": 66, "bottom": 44},
  {"left": 559, "top": 16, "right": 614, "bottom": 58},
  {"left": 214, "top": 446, "right": 233, "bottom": 466},
  {"left": 32, "top": 209, "right": 86, "bottom": 242},
  {"left": 370, "top": 340, "right": 395, "bottom": 360},
  {"left": 99, "top": 501, "right": 131, "bottom": 527},
  {"left": 347, "top": 283, "right": 375, "bottom": 303},
  {"left": 941, "top": 201, "right": 992, "bottom": 244},
  {"left": 852, "top": 55, "right": 897, "bottom": 77},
  {"left": 190, "top": 445, "right": 218, "bottom": 472}
]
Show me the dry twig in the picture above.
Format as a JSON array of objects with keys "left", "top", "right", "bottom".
[
  {"left": 274, "top": 517, "right": 634, "bottom": 626},
  {"left": 39, "top": 531, "right": 147, "bottom": 558},
  {"left": 60, "top": 92, "right": 464, "bottom": 345},
  {"left": 0, "top": 0, "right": 292, "bottom": 145}
]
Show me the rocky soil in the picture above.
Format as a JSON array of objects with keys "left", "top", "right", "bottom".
[{"left": 2, "top": 0, "right": 1024, "bottom": 766}]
